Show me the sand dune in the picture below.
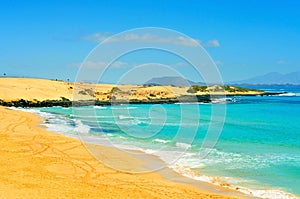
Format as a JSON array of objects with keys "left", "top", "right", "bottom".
[
  {"left": 0, "top": 78, "right": 263, "bottom": 103},
  {"left": 0, "top": 78, "right": 74, "bottom": 101}
]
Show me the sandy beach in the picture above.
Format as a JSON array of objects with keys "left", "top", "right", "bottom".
[
  {"left": 0, "top": 106, "right": 245, "bottom": 198},
  {"left": 1, "top": 1, "right": 299, "bottom": 198}
]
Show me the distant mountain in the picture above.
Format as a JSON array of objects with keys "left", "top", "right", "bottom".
[
  {"left": 229, "top": 72, "right": 300, "bottom": 85},
  {"left": 145, "top": 76, "right": 205, "bottom": 86},
  {"left": 146, "top": 72, "right": 300, "bottom": 86}
]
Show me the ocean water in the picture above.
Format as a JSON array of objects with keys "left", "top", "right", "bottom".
[{"left": 23, "top": 86, "right": 300, "bottom": 199}]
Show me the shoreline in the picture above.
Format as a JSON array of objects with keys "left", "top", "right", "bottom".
[
  {"left": 21, "top": 106, "right": 300, "bottom": 199},
  {"left": 0, "top": 106, "right": 245, "bottom": 198},
  {"left": 0, "top": 91, "right": 288, "bottom": 108}
]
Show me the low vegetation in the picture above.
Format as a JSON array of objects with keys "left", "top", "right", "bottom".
[
  {"left": 0, "top": 98, "right": 71, "bottom": 107},
  {"left": 111, "top": 87, "right": 121, "bottom": 93},
  {"left": 187, "top": 85, "right": 208, "bottom": 93},
  {"left": 78, "top": 88, "right": 95, "bottom": 96},
  {"left": 187, "top": 85, "right": 261, "bottom": 93},
  {"left": 224, "top": 85, "right": 260, "bottom": 92}
]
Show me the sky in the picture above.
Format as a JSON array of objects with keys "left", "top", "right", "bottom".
[{"left": 0, "top": 0, "right": 299, "bottom": 83}]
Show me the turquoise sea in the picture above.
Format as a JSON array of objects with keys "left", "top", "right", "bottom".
[{"left": 23, "top": 85, "right": 300, "bottom": 199}]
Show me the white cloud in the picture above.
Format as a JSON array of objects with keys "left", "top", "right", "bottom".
[
  {"left": 72, "top": 61, "right": 128, "bottom": 69},
  {"left": 276, "top": 60, "right": 288, "bottom": 65},
  {"left": 204, "top": 39, "right": 220, "bottom": 47},
  {"left": 81, "top": 32, "right": 113, "bottom": 43},
  {"left": 81, "top": 32, "right": 220, "bottom": 48},
  {"left": 172, "top": 61, "right": 189, "bottom": 67},
  {"left": 214, "top": 60, "right": 223, "bottom": 65},
  {"left": 111, "top": 61, "right": 128, "bottom": 68}
]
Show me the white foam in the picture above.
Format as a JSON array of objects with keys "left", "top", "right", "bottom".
[
  {"left": 118, "top": 115, "right": 132, "bottom": 120},
  {"left": 93, "top": 106, "right": 107, "bottom": 109},
  {"left": 143, "top": 149, "right": 156, "bottom": 154},
  {"left": 176, "top": 142, "right": 191, "bottom": 149},
  {"left": 14, "top": 108, "right": 91, "bottom": 136},
  {"left": 278, "top": 92, "right": 296, "bottom": 96},
  {"left": 111, "top": 106, "right": 138, "bottom": 110},
  {"left": 170, "top": 164, "right": 298, "bottom": 199},
  {"left": 9, "top": 107, "right": 41, "bottom": 113},
  {"left": 175, "top": 102, "right": 201, "bottom": 104},
  {"left": 175, "top": 98, "right": 232, "bottom": 104},
  {"left": 211, "top": 98, "right": 228, "bottom": 104},
  {"left": 73, "top": 119, "right": 90, "bottom": 134},
  {"left": 70, "top": 114, "right": 116, "bottom": 119},
  {"left": 193, "top": 148, "right": 279, "bottom": 170},
  {"left": 155, "top": 147, "right": 300, "bottom": 199},
  {"left": 153, "top": 139, "right": 170, "bottom": 144}
]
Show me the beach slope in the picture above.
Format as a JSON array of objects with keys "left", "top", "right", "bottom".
[{"left": 0, "top": 106, "right": 241, "bottom": 198}]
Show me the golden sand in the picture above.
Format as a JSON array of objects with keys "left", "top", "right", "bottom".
[
  {"left": 0, "top": 77, "right": 250, "bottom": 198},
  {"left": 0, "top": 78, "right": 263, "bottom": 103},
  {"left": 0, "top": 106, "right": 245, "bottom": 198}
]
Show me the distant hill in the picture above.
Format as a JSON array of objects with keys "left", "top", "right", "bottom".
[
  {"left": 145, "top": 76, "right": 205, "bottom": 86},
  {"left": 145, "top": 72, "right": 300, "bottom": 86},
  {"left": 228, "top": 72, "right": 300, "bottom": 85}
]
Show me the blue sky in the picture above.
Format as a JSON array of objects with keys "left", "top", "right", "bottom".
[{"left": 0, "top": 0, "right": 299, "bottom": 83}]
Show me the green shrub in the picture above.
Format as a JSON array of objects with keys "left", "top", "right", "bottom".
[
  {"left": 187, "top": 85, "right": 207, "bottom": 93},
  {"left": 111, "top": 87, "right": 121, "bottom": 93}
]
